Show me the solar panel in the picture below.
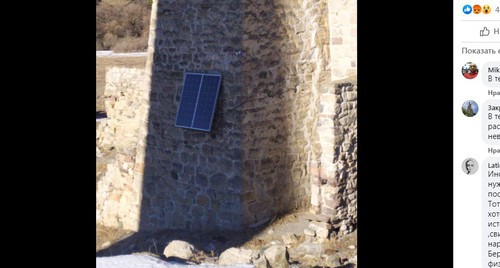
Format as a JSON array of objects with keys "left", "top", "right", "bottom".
[{"left": 175, "top": 72, "right": 222, "bottom": 131}]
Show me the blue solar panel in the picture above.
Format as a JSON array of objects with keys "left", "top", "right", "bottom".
[
  {"left": 175, "top": 74, "right": 202, "bottom": 128},
  {"left": 175, "top": 73, "right": 222, "bottom": 131}
]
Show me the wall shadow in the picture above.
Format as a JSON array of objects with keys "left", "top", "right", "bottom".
[
  {"left": 138, "top": 0, "right": 247, "bottom": 233},
  {"left": 96, "top": 223, "right": 268, "bottom": 257}
]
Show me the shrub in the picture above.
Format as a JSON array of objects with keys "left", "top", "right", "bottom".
[{"left": 96, "top": 0, "right": 151, "bottom": 52}]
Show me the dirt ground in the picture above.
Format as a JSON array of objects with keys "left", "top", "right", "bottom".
[{"left": 96, "top": 203, "right": 357, "bottom": 265}]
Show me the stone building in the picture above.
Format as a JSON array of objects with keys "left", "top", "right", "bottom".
[
  {"left": 466, "top": 102, "right": 473, "bottom": 115},
  {"left": 96, "top": 0, "right": 357, "bottom": 235}
]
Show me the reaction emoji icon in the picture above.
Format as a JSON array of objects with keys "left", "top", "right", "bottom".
[
  {"left": 473, "top": 5, "right": 482, "bottom": 14},
  {"left": 463, "top": 4, "right": 473, "bottom": 14},
  {"left": 483, "top": 5, "right": 491, "bottom": 14}
]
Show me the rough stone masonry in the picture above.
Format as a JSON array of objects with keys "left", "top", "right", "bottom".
[{"left": 96, "top": 0, "right": 357, "bottom": 235}]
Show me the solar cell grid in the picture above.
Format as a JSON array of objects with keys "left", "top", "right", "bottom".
[{"left": 175, "top": 73, "right": 221, "bottom": 131}]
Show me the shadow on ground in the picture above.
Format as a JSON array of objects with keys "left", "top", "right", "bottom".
[{"left": 96, "top": 224, "right": 268, "bottom": 258}]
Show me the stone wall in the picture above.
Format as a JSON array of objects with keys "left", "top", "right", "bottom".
[
  {"left": 96, "top": 67, "right": 146, "bottom": 231},
  {"left": 318, "top": 0, "right": 357, "bottom": 235},
  {"left": 332, "top": 81, "right": 357, "bottom": 235},
  {"left": 96, "top": 52, "right": 148, "bottom": 112},
  {"left": 132, "top": 0, "right": 246, "bottom": 231},
  {"left": 328, "top": 0, "right": 357, "bottom": 80},
  {"left": 240, "top": 0, "right": 331, "bottom": 226},
  {"left": 311, "top": 79, "right": 357, "bottom": 235},
  {"left": 96, "top": 0, "right": 358, "bottom": 235}
]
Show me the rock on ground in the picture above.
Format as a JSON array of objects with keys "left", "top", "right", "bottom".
[
  {"left": 281, "top": 233, "right": 297, "bottom": 246},
  {"left": 219, "top": 247, "right": 254, "bottom": 265},
  {"left": 163, "top": 240, "right": 195, "bottom": 260},
  {"left": 263, "top": 245, "right": 288, "bottom": 268}
]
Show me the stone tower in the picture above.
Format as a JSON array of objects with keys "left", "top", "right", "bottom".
[
  {"left": 466, "top": 102, "right": 473, "bottom": 114},
  {"left": 96, "top": 0, "right": 357, "bottom": 235}
]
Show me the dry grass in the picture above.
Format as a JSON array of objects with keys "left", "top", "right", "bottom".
[{"left": 96, "top": 224, "right": 134, "bottom": 252}]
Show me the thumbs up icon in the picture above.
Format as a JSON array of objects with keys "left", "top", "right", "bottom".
[{"left": 480, "top": 27, "right": 490, "bottom": 37}]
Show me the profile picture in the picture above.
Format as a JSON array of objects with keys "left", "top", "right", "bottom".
[
  {"left": 462, "top": 158, "right": 478, "bottom": 175},
  {"left": 462, "top": 62, "right": 479, "bottom": 79},
  {"left": 462, "top": 100, "right": 479, "bottom": 117}
]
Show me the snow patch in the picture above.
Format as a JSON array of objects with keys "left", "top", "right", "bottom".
[
  {"left": 96, "top": 51, "right": 148, "bottom": 57},
  {"left": 96, "top": 254, "right": 255, "bottom": 268}
]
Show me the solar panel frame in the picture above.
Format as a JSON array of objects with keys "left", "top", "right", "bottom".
[{"left": 174, "top": 72, "right": 222, "bottom": 132}]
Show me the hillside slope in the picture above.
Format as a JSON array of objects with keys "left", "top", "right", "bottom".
[{"left": 96, "top": 0, "right": 151, "bottom": 52}]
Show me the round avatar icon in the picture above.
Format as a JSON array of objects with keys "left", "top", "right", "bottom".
[
  {"left": 462, "top": 158, "right": 478, "bottom": 175},
  {"left": 462, "top": 62, "right": 479, "bottom": 79},
  {"left": 462, "top": 100, "right": 479, "bottom": 117}
]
